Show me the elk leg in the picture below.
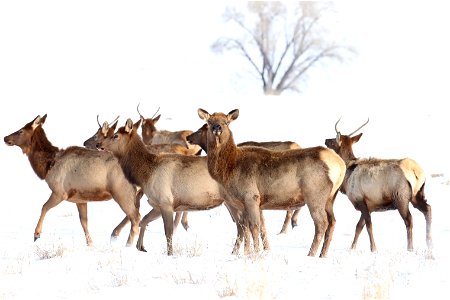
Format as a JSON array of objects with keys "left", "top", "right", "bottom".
[
  {"left": 307, "top": 207, "right": 328, "bottom": 257},
  {"left": 320, "top": 198, "right": 336, "bottom": 258},
  {"left": 173, "top": 212, "right": 182, "bottom": 232},
  {"left": 136, "top": 208, "right": 161, "bottom": 252},
  {"left": 351, "top": 215, "right": 366, "bottom": 250},
  {"left": 244, "top": 195, "right": 261, "bottom": 253},
  {"left": 398, "top": 206, "right": 414, "bottom": 251},
  {"left": 181, "top": 212, "right": 189, "bottom": 231},
  {"left": 161, "top": 208, "right": 175, "bottom": 256},
  {"left": 278, "top": 210, "right": 292, "bottom": 234},
  {"left": 259, "top": 209, "right": 270, "bottom": 251},
  {"left": 34, "top": 192, "right": 64, "bottom": 241},
  {"left": 291, "top": 209, "right": 301, "bottom": 228},
  {"left": 412, "top": 198, "right": 433, "bottom": 249},
  {"left": 112, "top": 187, "right": 143, "bottom": 240},
  {"left": 111, "top": 217, "right": 129, "bottom": 240},
  {"left": 76, "top": 203, "right": 93, "bottom": 246},
  {"left": 113, "top": 195, "right": 141, "bottom": 247}
]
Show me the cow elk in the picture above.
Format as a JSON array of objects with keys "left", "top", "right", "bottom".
[
  {"left": 197, "top": 108, "right": 346, "bottom": 257},
  {"left": 96, "top": 118, "right": 267, "bottom": 256},
  {"left": 324, "top": 118, "right": 432, "bottom": 252},
  {"left": 187, "top": 123, "right": 303, "bottom": 234},
  {"left": 83, "top": 115, "right": 191, "bottom": 232},
  {"left": 4, "top": 115, "right": 141, "bottom": 246}
]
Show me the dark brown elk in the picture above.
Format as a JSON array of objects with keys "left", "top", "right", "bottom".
[
  {"left": 4, "top": 114, "right": 141, "bottom": 246},
  {"left": 96, "top": 118, "right": 267, "bottom": 255},
  {"left": 187, "top": 123, "right": 302, "bottom": 234},
  {"left": 197, "top": 108, "right": 346, "bottom": 257},
  {"left": 83, "top": 116, "right": 192, "bottom": 232},
  {"left": 324, "top": 118, "right": 432, "bottom": 252}
]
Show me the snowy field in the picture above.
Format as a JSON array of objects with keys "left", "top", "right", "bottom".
[
  {"left": 1, "top": 1, "right": 450, "bottom": 299},
  {"left": 1, "top": 97, "right": 449, "bottom": 300}
]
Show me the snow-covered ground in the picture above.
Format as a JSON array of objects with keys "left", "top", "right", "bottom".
[{"left": 1, "top": 97, "right": 449, "bottom": 300}]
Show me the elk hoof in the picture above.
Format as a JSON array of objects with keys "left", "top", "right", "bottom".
[
  {"left": 34, "top": 234, "right": 40, "bottom": 242},
  {"left": 136, "top": 245, "right": 147, "bottom": 252}
]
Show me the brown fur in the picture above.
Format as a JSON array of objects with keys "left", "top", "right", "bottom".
[
  {"left": 325, "top": 121, "right": 432, "bottom": 251},
  {"left": 198, "top": 109, "right": 346, "bottom": 258},
  {"left": 187, "top": 123, "right": 303, "bottom": 234},
  {"left": 4, "top": 115, "right": 141, "bottom": 246},
  {"left": 138, "top": 108, "right": 203, "bottom": 230},
  {"left": 97, "top": 118, "right": 265, "bottom": 256}
]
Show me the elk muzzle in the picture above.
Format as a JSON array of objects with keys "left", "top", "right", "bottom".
[
  {"left": 4, "top": 136, "right": 14, "bottom": 146},
  {"left": 211, "top": 124, "right": 222, "bottom": 136}
]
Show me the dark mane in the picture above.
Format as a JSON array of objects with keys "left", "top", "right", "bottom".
[{"left": 29, "top": 126, "right": 59, "bottom": 179}]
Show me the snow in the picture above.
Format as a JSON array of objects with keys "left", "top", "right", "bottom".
[{"left": 1, "top": 1, "right": 450, "bottom": 299}]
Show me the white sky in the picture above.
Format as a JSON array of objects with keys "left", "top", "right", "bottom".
[{"left": 1, "top": 1, "right": 449, "bottom": 167}]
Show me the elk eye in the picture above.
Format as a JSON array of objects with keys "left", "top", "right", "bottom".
[
  {"left": 113, "top": 134, "right": 119, "bottom": 140},
  {"left": 18, "top": 130, "right": 24, "bottom": 135}
]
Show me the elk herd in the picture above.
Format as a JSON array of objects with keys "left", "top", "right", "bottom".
[{"left": 3, "top": 105, "right": 433, "bottom": 258}]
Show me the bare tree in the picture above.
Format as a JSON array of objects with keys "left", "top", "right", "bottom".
[{"left": 212, "top": 2, "right": 354, "bottom": 95}]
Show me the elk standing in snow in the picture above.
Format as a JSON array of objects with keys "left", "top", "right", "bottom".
[
  {"left": 187, "top": 123, "right": 302, "bottom": 234},
  {"left": 4, "top": 115, "right": 141, "bottom": 246},
  {"left": 197, "top": 109, "right": 346, "bottom": 257},
  {"left": 324, "top": 118, "right": 432, "bottom": 252},
  {"left": 96, "top": 118, "right": 266, "bottom": 255}
]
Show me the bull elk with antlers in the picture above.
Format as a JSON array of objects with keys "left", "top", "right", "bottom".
[
  {"left": 4, "top": 115, "right": 141, "bottom": 246},
  {"left": 324, "top": 118, "right": 432, "bottom": 252},
  {"left": 197, "top": 109, "right": 346, "bottom": 257},
  {"left": 186, "top": 123, "right": 303, "bottom": 234}
]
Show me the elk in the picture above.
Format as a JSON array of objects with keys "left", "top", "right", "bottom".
[
  {"left": 324, "top": 118, "right": 432, "bottom": 252},
  {"left": 187, "top": 123, "right": 302, "bottom": 234},
  {"left": 96, "top": 118, "right": 268, "bottom": 255},
  {"left": 137, "top": 104, "right": 202, "bottom": 230},
  {"left": 83, "top": 115, "right": 191, "bottom": 232},
  {"left": 197, "top": 109, "right": 346, "bottom": 257},
  {"left": 4, "top": 115, "right": 141, "bottom": 246},
  {"left": 137, "top": 104, "right": 201, "bottom": 154}
]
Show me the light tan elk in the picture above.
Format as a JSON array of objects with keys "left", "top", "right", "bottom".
[
  {"left": 83, "top": 116, "right": 191, "bottom": 232},
  {"left": 197, "top": 109, "right": 346, "bottom": 257},
  {"left": 324, "top": 118, "right": 432, "bottom": 252},
  {"left": 187, "top": 123, "right": 302, "bottom": 234},
  {"left": 96, "top": 118, "right": 268, "bottom": 255},
  {"left": 4, "top": 115, "right": 141, "bottom": 246},
  {"left": 137, "top": 105, "right": 202, "bottom": 230},
  {"left": 137, "top": 104, "right": 201, "bottom": 153}
]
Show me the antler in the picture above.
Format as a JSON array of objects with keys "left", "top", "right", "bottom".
[
  {"left": 151, "top": 106, "right": 160, "bottom": 119},
  {"left": 334, "top": 117, "right": 342, "bottom": 135},
  {"left": 97, "top": 114, "right": 101, "bottom": 127},
  {"left": 348, "top": 118, "right": 369, "bottom": 137},
  {"left": 109, "top": 115, "right": 119, "bottom": 125},
  {"left": 137, "top": 103, "right": 144, "bottom": 119}
]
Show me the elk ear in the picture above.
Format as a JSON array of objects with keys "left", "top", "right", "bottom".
[
  {"left": 32, "top": 114, "right": 46, "bottom": 130},
  {"left": 336, "top": 133, "right": 341, "bottom": 145},
  {"left": 198, "top": 108, "right": 210, "bottom": 121},
  {"left": 125, "top": 119, "right": 134, "bottom": 133},
  {"left": 227, "top": 109, "right": 239, "bottom": 122},
  {"left": 133, "top": 119, "right": 141, "bottom": 131},
  {"left": 101, "top": 121, "right": 109, "bottom": 136},
  {"left": 153, "top": 114, "right": 161, "bottom": 124},
  {"left": 352, "top": 133, "right": 363, "bottom": 143},
  {"left": 110, "top": 120, "right": 118, "bottom": 131}
]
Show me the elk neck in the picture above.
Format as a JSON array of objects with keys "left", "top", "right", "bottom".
[
  {"left": 28, "top": 126, "right": 59, "bottom": 180},
  {"left": 206, "top": 131, "right": 237, "bottom": 184},
  {"left": 118, "top": 133, "right": 156, "bottom": 187}
]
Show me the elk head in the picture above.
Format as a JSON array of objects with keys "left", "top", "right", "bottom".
[
  {"left": 197, "top": 108, "right": 239, "bottom": 146},
  {"left": 96, "top": 118, "right": 141, "bottom": 156},
  {"left": 4, "top": 114, "right": 47, "bottom": 154},
  {"left": 325, "top": 118, "right": 369, "bottom": 162},
  {"left": 137, "top": 104, "right": 160, "bottom": 145},
  {"left": 83, "top": 115, "right": 119, "bottom": 149}
]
